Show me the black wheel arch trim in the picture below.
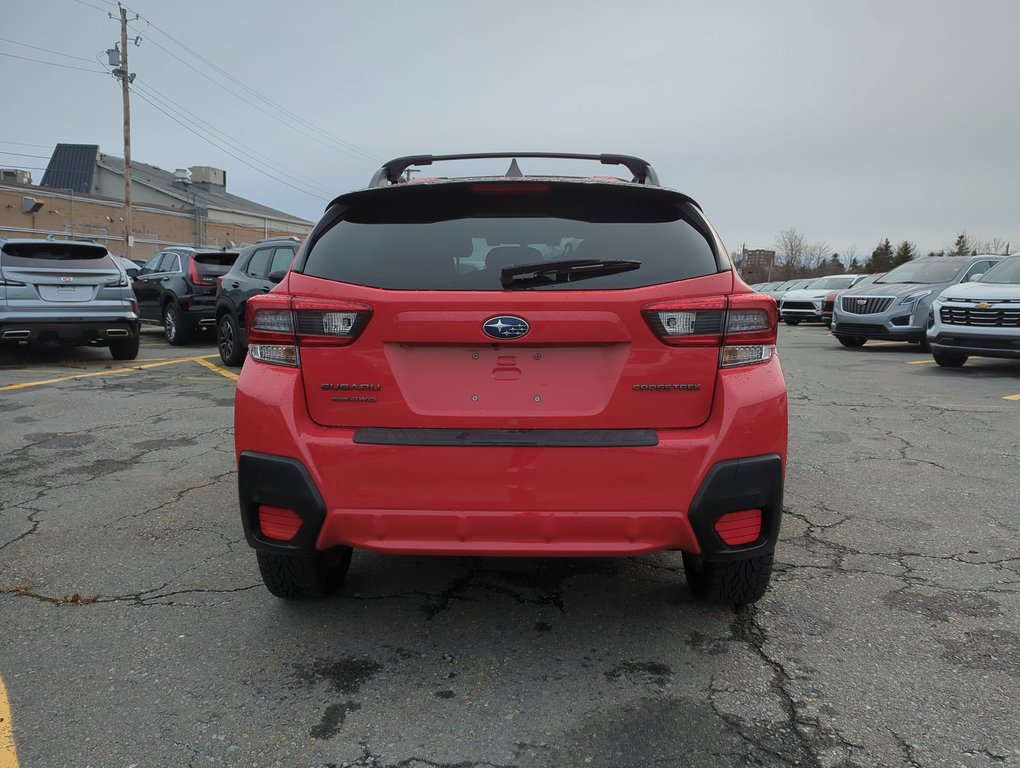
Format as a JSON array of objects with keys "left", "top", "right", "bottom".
[
  {"left": 238, "top": 452, "right": 327, "bottom": 554},
  {"left": 687, "top": 454, "right": 784, "bottom": 561}
]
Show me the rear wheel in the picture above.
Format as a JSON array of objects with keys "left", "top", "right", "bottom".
[
  {"left": 683, "top": 551, "right": 773, "bottom": 605},
  {"left": 217, "top": 311, "right": 245, "bottom": 366},
  {"left": 836, "top": 335, "right": 866, "bottom": 347},
  {"left": 918, "top": 337, "right": 931, "bottom": 352},
  {"left": 932, "top": 349, "right": 968, "bottom": 368},
  {"left": 256, "top": 547, "right": 353, "bottom": 599},
  {"left": 163, "top": 302, "right": 190, "bottom": 346},
  {"left": 109, "top": 336, "right": 139, "bottom": 361},
  {"left": 784, "top": 318, "right": 801, "bottom": 326}
]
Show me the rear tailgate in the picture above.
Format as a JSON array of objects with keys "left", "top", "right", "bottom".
[
  {"left": 0, "top": 241, "right": 120, "bottom": 304},
  {"left": 287, "top": 181, "right": 732, "bottom": 430}
]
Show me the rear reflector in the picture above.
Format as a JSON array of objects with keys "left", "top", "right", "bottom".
[
  {"left": 714, "top": 509, "right": 763, "bottom": 546},
  {"left": 258, "top": 505, "right": 302, "bottom": 541}
]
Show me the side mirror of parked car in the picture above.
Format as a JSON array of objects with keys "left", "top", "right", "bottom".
[
  {"left": 268, "top": 269, "right": 287, "bottom": 284},
  {"left": 126, "top": 267, "right": 140, "bottom": 278},
  {"left": 967, "top": 273, "right": 984, "bottom": 282}
]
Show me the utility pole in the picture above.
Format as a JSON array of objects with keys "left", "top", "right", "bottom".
[
  {"left": 118, "top": 5, "right": 133, "bottom": 259},
  {"left": 108, "top": 5, "right": 137, "bottom": 259}
]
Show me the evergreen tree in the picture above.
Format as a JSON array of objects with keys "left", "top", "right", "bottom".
[
  {"left": 827, "top": 253, "right": 843, "bottom": 274},
  {"left": 949, "top": 232, "right": 971, "bottom": 257},
  {"left": 848, "top": 256, "right": 861, "bottom": 271},
  {"left": 927, "top": 250, "right": 946, "bottom": 258},
  {"left": 866, "top": 238, "right": 894, "bottom": 272},
  {"left": 892, "top": 241, "right": 916, "bottom": 266}
]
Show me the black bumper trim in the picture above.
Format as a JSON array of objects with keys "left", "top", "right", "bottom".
[
  {"left": 687, "top": 455, "right": 784, "bottom": 561},
  {"left": 238, "top": 452, "right": 327, "bottom": 554},
  {"left": 353, "top": 428, "right": 659, "bottom": 447},
  {"left": 0, "top": 319, "right": 139, "bottom": 343}
]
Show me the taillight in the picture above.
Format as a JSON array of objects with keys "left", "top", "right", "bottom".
[
  {"left": 643, "top": 293, "right": 777, "bottom": 368},
  {"left": 188, "top": 260, "right": 214, "bottom": 286},
  {"left": 246, "top": 294, "right": 372, "bottom": 367},
  {"left": 642, "top": 296, "right": 726, "bottom": 346}
]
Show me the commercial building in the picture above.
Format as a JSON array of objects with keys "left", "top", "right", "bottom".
[{"left": 0, "top": 143, "right": 314, "bottom": 259}]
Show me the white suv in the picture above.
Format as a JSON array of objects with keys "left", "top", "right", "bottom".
[{"left": 926, "top": 254, "right": 1020, "bottom": 367}]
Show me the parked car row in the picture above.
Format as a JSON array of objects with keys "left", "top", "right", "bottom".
[
  {"left": 830, "top": 254, "right": 1005, "bottom": 350},
  {"left": 755, "top": 254, "right": 1020, "bottom": 368},
  {"left": 0, "top": 235, "right": 302, "bottom": 360}
]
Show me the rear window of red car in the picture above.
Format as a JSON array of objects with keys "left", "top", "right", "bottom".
[{"left": 299, "top": 182, "right": 721, "bottom": 291}]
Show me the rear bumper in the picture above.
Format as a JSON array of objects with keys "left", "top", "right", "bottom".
[
  {"left": 238, "top": 451, "right": 783, "bottom": 560},
  {"left": 0, "top": 317, "right": 139, "bottom": 344},
  {"left": 235, "top": 357, "right": 788, "bottom": 559}
]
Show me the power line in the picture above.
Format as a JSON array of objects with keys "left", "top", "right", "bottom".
[
  {"left": 0, "top": 35, "right": 98, "bottom": 63},
  {"left": 0, "top": 50, "right": 106, "bottom": 74},
  {"left": 68, "top": 0, "right": 116, "bottom": 12},
  {"left": 0, "top": 151, "right": 50, "bottom": 159},
  {"left": 0, "top": 140, "right": 53, "bottom": 149},
  {"left": 126, "top": 12, "right": 381, "bottom": 165},
  {"left": 125, "top": 23, "right": 380, "bottom": 167},
  {"left": 129, "top": 87, "right": 329, "bottom": 202},
  {"left": 96, "top": 45, "right": 337, "bottom": 198},
  {"left": 131, "top": 79, "right": 337, "bottom": 198},
  {"left": 69, "top": 0, "right": 116, "bottom": 13}
]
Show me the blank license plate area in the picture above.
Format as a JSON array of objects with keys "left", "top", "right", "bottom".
[
  {"left": 38, "top": 285, "right": 93, "bottom": 302},
  {"left": 384, "top": 344, "right": 628, "bottom": 417}
]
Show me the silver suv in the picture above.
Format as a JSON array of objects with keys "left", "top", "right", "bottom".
[
  {"left": 831, "top": 255, "right": 1003, "bottom": 348},
  {"left": 0, "top": 239, "right": 140, "bottom": 359}
]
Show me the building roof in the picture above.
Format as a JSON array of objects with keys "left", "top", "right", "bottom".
[
  {"left": 40, "top": 144, "right": 100, "bottom": 193},
  {"left": 39, "top": 144, "right": 311, "bottom": 225},
  {"left": 97, "top": 154, "right": 310, "bottom": 224}
]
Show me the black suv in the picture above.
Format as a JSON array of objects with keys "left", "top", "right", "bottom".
[
  {"left": 133, "top": 247, "right": 239, "bottom": 345},
  {"left": 214, "top": 237, "right": 300, "bottom": 365}
]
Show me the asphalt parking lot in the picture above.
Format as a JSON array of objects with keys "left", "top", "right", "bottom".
[{"left": 1, "top": 325, "right": 1018, "bottom": 768}]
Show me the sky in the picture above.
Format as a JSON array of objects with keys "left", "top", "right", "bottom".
[{"left": 2, "top": 0, "right": 1018, "bottom": 257}]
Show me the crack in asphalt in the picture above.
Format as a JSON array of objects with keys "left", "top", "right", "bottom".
[
  {"left": 330, "top": 748, "right": 518, "bottom": 768},
  {"left": 1, "top": 583, "right": 261, "bottom": 607}
]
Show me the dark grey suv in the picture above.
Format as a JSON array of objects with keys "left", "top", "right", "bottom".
[
  {"left": 0, "top": 239, "right": 140, "bottom": 359},
  {"left": 214, "top": 237, "right": 299, "bottom": 365}
]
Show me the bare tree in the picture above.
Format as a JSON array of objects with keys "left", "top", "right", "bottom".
[
  {"left": 807, "top": 240, "right": 831, "bottom": 274},
  {"left": 974, "top": 237, "right": 1011, "bottom": 255},
  {"left": 773, "top": 229, "right": 808, "bottom": 280}
]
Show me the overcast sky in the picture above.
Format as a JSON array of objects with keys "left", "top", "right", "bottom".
[{"left": 3, "top": 0, "right": 1018, "bottom": 256}]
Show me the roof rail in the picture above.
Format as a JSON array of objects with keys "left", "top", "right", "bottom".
[
  {"left": 256, "top": 235, "right": 301, "bottom": 243},
  {"left": 368, "top": 152, "right": 660, "bottom": 188}
]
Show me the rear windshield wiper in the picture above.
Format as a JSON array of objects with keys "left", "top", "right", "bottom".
[{"left": 501, "top": 259, "right": 641, "bottom": 289}]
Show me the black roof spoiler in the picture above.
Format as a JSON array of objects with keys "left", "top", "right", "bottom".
[{"left": 368, "top": 152, "right": 660, "bottom": 188}]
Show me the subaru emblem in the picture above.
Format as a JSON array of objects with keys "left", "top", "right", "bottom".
[{"left": 483, "top": 315, "right": 530, "bottom": 340}]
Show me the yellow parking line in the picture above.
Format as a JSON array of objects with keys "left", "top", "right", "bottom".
[
  {"left": 1005, "top": 393, "right": 1020, "bottom": 401},
  {"left": 0, "top": 354, "right": 221, "bottom": 392},
  {"left": 906, "top": 359, "right": 936, "bottom": 365},
  {"left": 0, "top": 674, "right": 19, "bottom": 768},
  {"left": 193, "top": 357, "right": 240, "bottom": 381}
]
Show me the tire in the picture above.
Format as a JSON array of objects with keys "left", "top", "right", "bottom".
[
  {"left": 918, "top": 337, "right": 931, "bottom": 353},
  {"left": 932, "top": 349, "right": 968, "bottom": 368},
  {"left": 109, "top": 336, "right": 140, "bottom": 361},
  {"left": 683, "top": 551, "right": 774, "bottom": 606},
  {"left": 163, "top": 302, "right": 190, "bottom": 346},
  {"left": 256, "top": 547, "right": 353, "bottom": 599},
  {"left": 836, "top": 336, "right": 867, "bottom": 348},
  {"left": 784, "top": 318, "right": 801, "bottom": 326},
  {"left": 217, "top": 311, "right": 245, "bottom": 367}
]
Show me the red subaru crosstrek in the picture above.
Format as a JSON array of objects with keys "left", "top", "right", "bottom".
[{"left": 235, "top": 153, "right": 787, "bottom": 605}]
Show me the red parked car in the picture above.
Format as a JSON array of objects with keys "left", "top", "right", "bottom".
[{"left": 234, "top": 152, "right": 788, "bottom": 605}]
